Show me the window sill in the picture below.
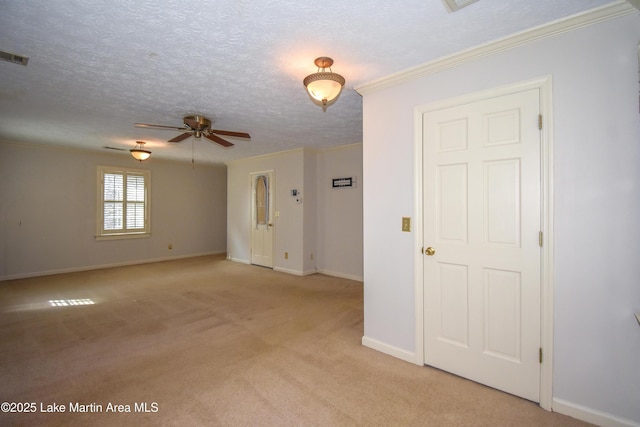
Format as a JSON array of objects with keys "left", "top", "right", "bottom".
[{"left": 95, "top": 233, "right": 150, "bottom": 241}]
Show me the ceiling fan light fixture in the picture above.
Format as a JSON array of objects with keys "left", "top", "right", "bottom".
[
  {"left": 134, "top": 115, "right": 250, "bottom": 148},
  {"left": 130, "top": 141, "right": 151, "bottom": 161},
  {"left": 303, "top": 57, "right": 345, "bottom": 107}
]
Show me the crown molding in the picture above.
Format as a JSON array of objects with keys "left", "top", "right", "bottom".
[
  {"left": 355, "top": 1, "right": 636, "bottom": 95},
  {"left": 627, "top": 0, "right": 640, "bottom": 10},
  {"left": 224, "top": 146, "right": 308, "bottom": 165}
]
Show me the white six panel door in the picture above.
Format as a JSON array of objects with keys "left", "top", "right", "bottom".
[{"left": 423, "top": 88, "right": 541, "bottom": 401}]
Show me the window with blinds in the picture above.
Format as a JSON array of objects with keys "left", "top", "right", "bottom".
[{"left": 97, "top": 166, "right": 150, "bottom": 238}]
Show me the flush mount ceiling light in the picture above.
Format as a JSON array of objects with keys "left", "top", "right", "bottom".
[
  {"left": 303, "top": 57, "right": 345, "bottom": 107},
  {"left": 130, "top": 141, "right": 151, "bottom": 161}
]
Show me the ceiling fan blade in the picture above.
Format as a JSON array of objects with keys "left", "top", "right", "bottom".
[
  {"left": 135, "top": 122, "right": 186, "bottom": 131},
  {"left": 205, "top": 133, "right": 234, "bottom": 147},
  {"left": 168, "top": 132, "right": 192, "bottom": 143},
  {"left": 210, "top": 129, "right": 251, "bottom": 139}
]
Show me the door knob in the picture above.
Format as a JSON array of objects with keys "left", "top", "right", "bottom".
[{"left": 425, "top": 247, "right": 436, "bottom": 256}]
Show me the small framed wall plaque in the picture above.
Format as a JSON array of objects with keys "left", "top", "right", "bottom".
[{"left": 332, "top": 177, "right": 356, "bottom": 188}]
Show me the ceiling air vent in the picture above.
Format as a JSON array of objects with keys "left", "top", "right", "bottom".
[
  {"left": 442, "top": 0, "right": 480, "bottom": 12},
  {"left": 0, "top": 50, "right": 29, "bottom": 66}
]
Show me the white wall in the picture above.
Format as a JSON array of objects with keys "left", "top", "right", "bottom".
[
  {"left": 226, "top": 148, "right": 307, "bottom": 274},
  {"left": 303, "top": 148, "right": 318, "bottom": 274},
  {"left": 0, "top": 141, "right": 227, "bottom": 279},
  {"left": 226, "top": 145, "right": 363, "bottom": 280},
  {"left": 317, "top": 144, "right": 363, "bottom": 281},
  {"left": 360, "top": 9, "right": 640, "bottom": 426}
]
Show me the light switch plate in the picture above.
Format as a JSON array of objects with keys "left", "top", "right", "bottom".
[{"left": 402, "top": 217, "right": 411, "bottom": 232}]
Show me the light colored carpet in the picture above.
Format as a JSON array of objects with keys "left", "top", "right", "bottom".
[{"left": 0, "top": 255, "right": 591, "bottom": 426}]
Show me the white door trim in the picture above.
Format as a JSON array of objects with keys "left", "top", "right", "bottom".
[{"left": 412, "top": 76, "right": 554, "bottom": 410}]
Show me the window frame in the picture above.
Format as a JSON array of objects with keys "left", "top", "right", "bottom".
[{"left": 96, "top": 165, "right": 151, "bottom": 240}]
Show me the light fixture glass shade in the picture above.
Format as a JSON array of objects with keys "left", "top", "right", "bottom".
[
  {"left": 303, "top": 57, "right": 345, "bottom": 106},
  {"left": 130, "top": 141, "right": 151, "bottom": 161},
  {"left": 305, "top": 74, "right": 344, "bottom": 104}
]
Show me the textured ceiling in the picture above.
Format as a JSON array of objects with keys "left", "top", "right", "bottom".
[{"left": 0, "top": 0, "right": 616, "bottom": 164}]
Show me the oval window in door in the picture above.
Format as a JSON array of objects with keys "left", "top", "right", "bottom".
[{"left": 255, "top": 175, "right": 268, "bottom": 226}]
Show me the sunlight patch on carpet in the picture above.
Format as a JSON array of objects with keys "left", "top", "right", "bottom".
[{"left": 49, "top": 299, "right": 95, "bottom": 307}]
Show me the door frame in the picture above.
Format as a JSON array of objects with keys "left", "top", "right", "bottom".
[
  {"left": 412, "top": 76, "right": 554, "bottom": 410},
  {"left": 250, "top": 169, "right": 275, "bottom": 268}
]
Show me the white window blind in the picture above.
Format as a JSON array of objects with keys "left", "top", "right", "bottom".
[
  {"left": 104, "top": 173, "right": 124, "bottom": 231},
  {"left": 97, "top": 166, "right": 150, "bottom": 238},
  {"left": 126, "top": 174, "right": 146, "bottom": 230}
]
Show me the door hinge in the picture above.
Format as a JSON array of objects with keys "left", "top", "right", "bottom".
[
  {"left": 538, "top": 114, "right": 543, "bottom": 130},
  {"left": 539, "top": 347, "right": 543, "bottom": 364},
  {"left": 539, "top": 231, "right": 543, "bottom": 247}
]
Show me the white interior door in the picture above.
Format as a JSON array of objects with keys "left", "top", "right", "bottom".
[
  {"left": 423, "top": 88, "right": 542, "bottom": 401},
  {"left": 251, "top": 171, "right": 274, "bottom": 268}
]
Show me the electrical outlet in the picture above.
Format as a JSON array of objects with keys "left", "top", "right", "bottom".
[
  {"left": 284, "top": 252, "right": 288, "bottom": 260},
  {"left": 402, "top": 217, "right": 411, "bottom": 232}
]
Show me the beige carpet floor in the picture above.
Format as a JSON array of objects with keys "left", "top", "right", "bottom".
[{"left": 0, "top": 254, "right": 591, "bottom": 426}]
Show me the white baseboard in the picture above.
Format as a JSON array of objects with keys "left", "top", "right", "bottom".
[
  {"left": 316, "top": 268, "right": 363, "bottom": 282},
  {"left": 275, "top": 267, "right": 362, "bottom": 279},
  {"left": 0, "top": 251, "right": 225, "bottom": 282},
  {"left": 230, "top": 260, "right": 361, "bottom": 281},
  {"left": 361, "top": 336, "right": 418, "bottom": 364},
  {"left": 273, "top": 266, "right": 310, "bottom": 276},
  {"left": 357, "top": 341, "right": 640, "bottom": 426},
  {"left": 553, "top": 398, "right": 640, "bottom": 427}
]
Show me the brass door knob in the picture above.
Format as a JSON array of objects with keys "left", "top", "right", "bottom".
[{"left": 425, "top": 247, "right": 436, "bottom": 256}]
